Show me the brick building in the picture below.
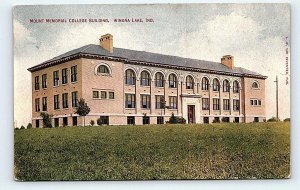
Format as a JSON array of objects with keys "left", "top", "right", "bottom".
[{"left": 28, "top": 34, "right": 267, "bottom": 127}]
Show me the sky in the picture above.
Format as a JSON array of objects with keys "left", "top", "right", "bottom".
[{"left": 13, "top": 4, "right": 290, "bottom": 127}]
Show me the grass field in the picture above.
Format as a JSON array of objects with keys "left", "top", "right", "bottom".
[{"left": 14, "top": 122, "right": 290, "bottom": 180}]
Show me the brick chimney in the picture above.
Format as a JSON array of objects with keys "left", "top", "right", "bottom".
[
  {"left": 221, "top": 55, "right": 234, "bottom": 69},
  {"left": 100, "top": 34, "right": 113, "bottom": 53}
]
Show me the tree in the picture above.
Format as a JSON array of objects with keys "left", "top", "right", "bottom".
[
  {"left": 74, "top": 98, "right": 90, "bottom": 126},
  {"left": 41, "top": 112, "right": 52, "bottom": 128},
  {"left": 169, "top": 113, "right": 177, "bottom": 124},
  {"left": 90, "top": 120, "right": 95, "bottom": 126},
  {"left": 97, "top": 118, "right": 102, "bottom": 126},
  {"left": 27, "top": 123, "right": 32, "bottom": 129}
]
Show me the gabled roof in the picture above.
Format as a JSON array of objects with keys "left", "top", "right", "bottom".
[{"left": 28, "top": 44, "right": 267, "bottom": 79}]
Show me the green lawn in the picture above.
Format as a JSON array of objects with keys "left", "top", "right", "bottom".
[{"left": 14, "top": 122, "right": 290, "bottom": 180}]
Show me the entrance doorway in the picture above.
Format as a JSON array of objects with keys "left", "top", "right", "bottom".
[{"left": 187, "top": 105, "right": 195, "bottom": 124}]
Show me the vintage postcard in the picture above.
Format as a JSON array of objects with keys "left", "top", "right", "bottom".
[{"left": 13, "top": 4, "right": 290, "bottom": 180}]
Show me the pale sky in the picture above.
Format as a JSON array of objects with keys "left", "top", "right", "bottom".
[{"left": 13, "top": 4, "right": 290, "bottom": 127}]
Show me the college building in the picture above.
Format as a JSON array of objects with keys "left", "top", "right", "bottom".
[{"left": 28, "top": 33, "right": 267, "bottom": 128}]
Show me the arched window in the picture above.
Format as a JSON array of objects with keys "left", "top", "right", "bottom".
[
  {"left": 140, "top": 71, "right": 151, "bottom": 86},
  {"left": 233, "top": 81, "right": 239, "bottom": 93},
  {"left": 169, "top": 73, "right": 177, "bottom": 88},
  {"left": 155, "top": 72, "right": 164, "bottom": 87},
  {"left": 186, "top": 75, "right": 194, "bottom": 89},
  {"left": 252, "top": 82, "right": 259, "bottom": 89},
  {"left": 201, "top": 77, "right": 209, "bottom": 90},
  {"left": 213, "top": 78, "right": 220, "bottom": 91},
  {"left": 97, "top": 65, "right": 110, "bottom": 74},
  {"left": 223, "top": 79, "right": 230, "bottom": 92},
  {"left": 125, "top": 69, "right": 136, "bottom": 85}
]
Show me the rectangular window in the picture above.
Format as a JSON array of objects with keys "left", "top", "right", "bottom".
[
  {"left": 72, "top": 117, "right": 77, "bottom": 126},
  {"left": 63, "top": 117, "right": 68, "bottom": 126},
  {"left": 42, "top": 97, "right": 47, "bottom": 111},
  {"left": 202, "top": 98, "right": 209, "bottom": 110},
  {"left": 127, "top": 116, "right": 135, "bottom": 125},
  {"left": 143, "top": 116, "right": 150, "bottom": 124},
  {"left": 100, "top": 116, "right": 109, "bottom": 125},
  {"left": 72, "top": 91, "right": 78, "bottom": 107},
  {"left": 155, "top": 95, "right": 165, "bottom": 109},
  {"left": 125, "top": 94, "right": 136, "bottom": 108},
  {"left": 250, "top": 99, "right": 261, "bottom": 106},
  {"left": 62, "top": 68, "right": 68, "bottom": 84},
  {"left": 203, "top": 117, "right": 209, "bottom": 124},
  {"left": 71, "top": 65, "right": 77, "bottom": 82},
  {"left": 169, "top": 96, "right": 177, "bottom": 109},
  {"left": 223, "top": 99, "right": 230, "bottom": 111},
  {"left": 157, "top": 117, "right": 164, "bottom": 124},
  {"left": 53, "top": 70, "right": 59, "bottom": 86},
  {"left": 54, "top": 118, "right": 59, "bottom": 127},
  {"left": 35, "top": 98, "right": 40, "bottom": 112},
  {"left": 109, "top": 92, "right": 115, "bottom": 99},
  {"left": 36, "top": 120, "right": 40, "bottom": 128},
  {"left": 233, "top": 99, "right": 240, "bottom": 111},
  {"left": 93, "top": 91, "right": 99, "bottom": 98},
  {"left": 213, "top": 98, "right": 220, "bottom": 110},
  {"left": 101, "top": 91, "right": 107, "bottom": 99},
  {"left": 62, "top": 93, "right": 68, "bottom": 108},
  {"left": 34, "top": 76, "right": 39, "bottom": 90},
  {"left": 42, "top": 74, "right": 47, "bottom": 89},
  {"left": 54, "top": 95, "right": 59, "bottom": 110},
  {"left": 141, "top": 94, "right": 151, "bottom": 109}
]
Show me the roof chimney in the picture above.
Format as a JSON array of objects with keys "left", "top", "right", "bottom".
[
  {"left": 221, "top": 55, "right": 234, "bottom": 69},
  {"left": 100, "top": 34, "right": 113, "bottom": 53}
]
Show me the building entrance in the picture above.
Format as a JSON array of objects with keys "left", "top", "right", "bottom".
[{"left": 187, "top": 105, "right": 195, "bottom": 124}]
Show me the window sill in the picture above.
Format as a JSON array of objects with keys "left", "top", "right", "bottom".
[
  {"left": 125, "top": 108, "right": 136, "bottom": 110},
  {"left": 97, "top": 73, "right": 112, "bottom": 77},
  {"left": 71, "top": 81, "right": 78, "bottom": 84},
  {"left": 62, "top": 83, "right": 68, "bottom": 86},
  {"left": 141, "top": 108, "right": 151, "bottom": 110},
  {"left": 125, "top": 84, "right": 136, "bottom": 87},
  {"left": 53, "top": 85, "right": 60, "bottom": 88}
]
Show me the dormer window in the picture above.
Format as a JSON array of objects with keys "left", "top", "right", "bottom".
[
  {"left": 98, "top": 65, "right": 109, "bottom": 74},
  {"left": 252, "top": 82, "right": 259, "bottom": 89}
]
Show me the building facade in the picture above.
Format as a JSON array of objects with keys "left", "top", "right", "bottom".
[{"left": 28, "top": 34, "right": 267, "bottom": 128}]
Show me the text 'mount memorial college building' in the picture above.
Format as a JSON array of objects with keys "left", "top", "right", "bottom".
[{"left": 28, "top": 34, "right": 267, "bottom": 128}]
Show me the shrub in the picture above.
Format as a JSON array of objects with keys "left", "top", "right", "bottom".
[
  {"left": 267, "top": 117, "right": 280, "bottom": 122},
  {"left": 40, "top": 112, "right": 53, "bottom": 128},
  {"left": 27, "top": 123, "right": 32, "bottom": 129},
  {"left": 284, "top": 118, "right": 290, "bottom": 122},
  {"left": 15, "top": 128, "right": 19, "bottom": 130},
  {"left": 221, "top": 117, "right": 230, "bottom": 123},
  {"left": 20, "top": 125, "right": 25, "bottom": 129},
  {"left": 168, "top": 113, "right": 186, "bottom": 124},
  {"left": 90, "top": 120, "right": 95, "bottom": 126},
  {"left": 97, "top": 118, "right": 102, "bottom": 126}
]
